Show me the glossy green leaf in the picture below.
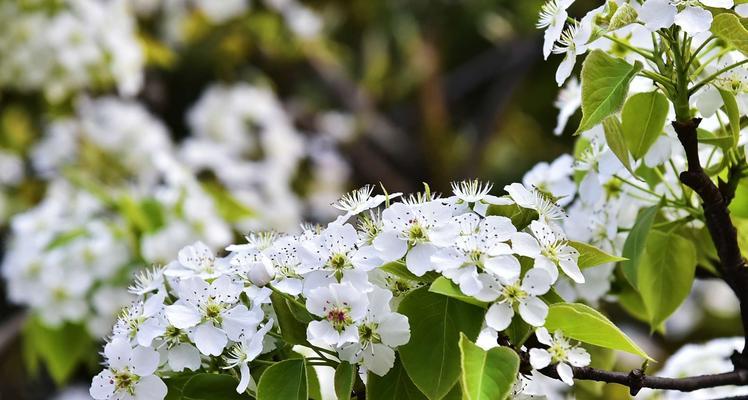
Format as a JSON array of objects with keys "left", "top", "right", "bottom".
[
  {"left": 712, "top": 13, "right": 748, "bottom": 55},
  {"left": 569, "top": 241, "right": 626, "bottom": 269},
  {"left": 545, "top": 303, "right": 652, "bottom": 360},
  {"left": 719, "top": 89, "right": 741, "bottom": 146},
  {"left": 602, "top": 116, "right": 635, "bottom": 175},
  {"left": 429, "top": 277, "right": 488, "bottom": 308},
  {"left": 637, "top": 230, "right": 696, "bottom": 329},
  {"left": 576, "top": 50, "right": 642, "bottom": 134},
  {"left": 459, "top": 334, "right": 519, "bottom": 400},
  {"left": 622, "top": 91, "right": 669, "bottom": 159},
  {"left": 367, "top": 358, "right": 427, "bottom": 400},
  {"left": 486, "top": 200, "right": 538, "bottom": 230},
  {"left": 334, "top": 362, "right": 356, "bottom": 400},
  {"left": 621, "top": 204, "right": 660, "bottom": 286},
  {"left": 257, "top": 359, "right": 307, "bottom": 400},
  {"left": 380, "top": 261, "right": 439, "bottom": 282},
  {"left": 398, "top": 287, "right": 485, "bottom": 399},
  {"left": 181, "top": 373, "right": 250, "bottom": 400},
  {"left": 270, "top": 292, "right": 309, "bottom": 345}
]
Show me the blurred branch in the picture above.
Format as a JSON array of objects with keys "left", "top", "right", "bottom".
[{"left": 0, "top": 312, "right": 26, "bottom": 355}]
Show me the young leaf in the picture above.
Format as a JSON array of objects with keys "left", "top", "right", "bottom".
[
  {"left": 602, "top": 116, "right": 635, "bottom": 175},
  {"left": 576, "top": 50, "right": 642, "bottom": 134},
  {"left": 637, "top": 230, "right": 697, "bottom": 328},
  {"left": 398, "top": 287, "right": 485, "bottom": 400},
  {"left": 568, "top": 241, "right": 626, "bottom": 269},
  {"left": 429, "top": 277, "right": 489, "bottom": 308},
  {"left": 621, "top": 204, "right": 660, "bottom": 286},
  {"left": 622, "top": 91, "right": 669, "bottom": 159},
  {"left": 712, "top": 13, "right": 748, "bottom": 55},
  {"left": 544, "top": 303, "right": 653, "bottom": 361},
  {"left": 367, "top": 358, "right": 427, "bottom": 400},
  {"left": 22, "top": 317, "right": 96, "bottom": 386},
  {"left": 181, "top": 373, "right": 249, "bottom": 400},
  {"left": 334, "top": 362, "right": 356, "bottom": 400},
  {"left": 609, "top": 3, "right": 638, "bottom": 31},
  {"left": 719, "top": 89, "right": 741, "bottom": 146},
  {"left": 459, "top": 334, "right": 519, "bottom": 400},
  {"left": 257, "top": 359, "right": 307, "bottom": 400}
]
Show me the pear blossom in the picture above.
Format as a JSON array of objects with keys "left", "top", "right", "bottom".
[
  {"left": 164, "top": 241, "right": 231, "bottom": 280},
  {"left": 504, "top": 183, "right": 567, "bottom": 226},
  {"left": 333, "top": 185, "right": 402, "bottom": 224},
  {"left": 553, "top": 77, "right": 582, "bottom": 136},
  {"left": 529, "top": 328, "right": 591, "bottom": 386},
  {"left": 90, "top": 338, "right": 167, "bottom": 400},
  {"left": 484, "top": 268, "right": 553, "bottom": 330},
  {"left": 223, "top": 320, "right": 274, "bottom": 393},
  {"left": 530, "top": 220, "right": 584, "bottom": 283},
  {"left": 537, "top": 0, "right": 575, "bottom": 59},
  {"left": 306, "top": 282, "right": 369, "bottom": 347}
]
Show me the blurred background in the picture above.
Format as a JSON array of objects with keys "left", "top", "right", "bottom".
[{"left": 0, "top": 0, "right": 741, "bottom": 399}]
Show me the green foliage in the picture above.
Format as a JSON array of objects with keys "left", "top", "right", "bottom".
[
  {"left": 381, "top": 261, "right": 439, "bottom": 282},
  {"left": 398, "top": 287, "right": 485, "bottom": 400},
  {"left": 367, "top": 358, "right": 427, "bottom": 400},
  {"left": 602, "top": 116, "right": 635, "bottom": 175},
  {"left": 270, "top": 292, "right": 311, "bottom": 345},
  {"left": 334, "top": 362, "right": 356, "bottom": 400},
  {"left": 719, "top": 89, "right": 741, "bottom": 146},
  {"left": 486, "top": 200, "right": 538, "bottom": 230},
  {"left": 609, "top": 4, "right": 638, "bottom": 31},
  {"left": 568, "top": 241, "right": 626, "bottom": 269},
  {"left": 621, "top": 204, "right": 660, "bottom": 286},
  {"left": 178, "top": 373, "right": 250, "bottom": 400},
  {"left": 637, "top": 230, "right": 696, "bottom": 329},
  {"left": 257, "top": 359, "right": 307, "bottom": 400},
  {"left": 712, "top": 13, "right": 748, "bottom": 55},
  {"left": 22, "top": 317, "right": 96, "bottom": 386},
  {"left": 429, "top": 277, "right": 489, "bottom": 308},
  {"left": 202, "top": 181, "right": 255, "bottom": 223},
  {"left": 621, "top": 91, "right": 669, "bottom": 159},
  {"left": 545, "top": 303, "right": 652, "bottom": 360},
  {"left": 576, "top": 50, "right": 642, "bottom": 134},
  {"left": 458, "top": 335, "right": 519, "bottom": 400}
]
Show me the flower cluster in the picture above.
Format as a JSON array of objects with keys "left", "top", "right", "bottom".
[
  {"left": 0, "top": 0, "right": 143, "bottom": 101},
  {"left": 90, "top": 182, "right": 596, "bottom": 398}
]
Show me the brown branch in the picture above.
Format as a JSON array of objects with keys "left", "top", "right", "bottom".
[
  {"left": 673, "top": 118, "right": 748, "bottom": 367},
  {"left": 539, "top": 365, "right": 748, "bottom": 396}
]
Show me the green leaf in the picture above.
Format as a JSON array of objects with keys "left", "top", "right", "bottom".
[
  {"left": 504, "top": 317, "right": 532, "bottom": 348},
  {"left": 202, "top": 181, "right": 255, "bottom": 223},
  {"left": 459, "top": 334, "right": 519, "bottom": 400},
  {"left": 637, "top": 230, "right": 697, "bottom": 328},
  {"left": 334, "top": 362, "right": 356, "bottom": 400},
  {"left": 621, "top": 204, "right": 660, "bottom": 286},
  {"left": 429, "top": 277, "right": 488, "bottom": 308},
  {"left": 257, "top": 359, "right": 307, "bottom": 400},
  {"left": 609, "top": 3, "right": 638, "bottom": 30},
  {"left": 622, "top": 91, "right": 669, "bottom": 159},
  {"left": 697, "top": 127, "right": 735, "bottom": 150},
  {"left": 270, "top": 292, "right": 310, "bottom": 345},
  {"left": 367, "top": 357, "right": 427, "bottom": 400},
  {"left": 181, "top": 373, "right": 250, "bottom": 399},
  {"left": 398, "top": 287, "right": 485, "bottom": 399},
  {"left": 164, "top": 374, "right": 193, "bottom": 400},
  {"left": 602, "top": 116, "right": 635, "bottom": 175},
  {"left": 568, "top": 241, "right": 626, "bottom": 269},
  {"left": 545, "top": 303, "right": 653, "bottom": 361},
  {"left": 712, "top": 13, "right": 748, "bottom": 55},
  {"left": 22, "top": 317, "right": 96, "bottom": 386},
  {"left": 719, "top": 89, "right": 741, "bottom": 146},
  {"left": 576, "top": 50, "right": 642, "bottom": 134},
  {"left": 486, "top": 201, "right": 538, "bottom": 230}
]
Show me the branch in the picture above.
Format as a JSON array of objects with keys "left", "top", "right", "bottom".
[
  {"left": 673, "top": 118, "right": 748, "bottom": 366},
  {"left": 539, "top": 365, "right": 748, "bottom": 396}
]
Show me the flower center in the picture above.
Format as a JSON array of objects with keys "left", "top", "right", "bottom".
[
  {"left": 548, "top": 342, "right": 568, "bottom": 363},
  {"left": 358, "top": 323, "right": 381, "bottom": 344},
  {"left": 502, "top": 284, "right": 527, "bottom": 303},
  {"left": 202, "top": 299, "right": 224, "bottom": 323},
  {"left": 326, "top": 306, "right": 352, "bottom": 332},
  {"left": 113, "top": 368, "right": 139, "bottom": 395},
  {"left": 408, "top": 222, "right": 427, "bottom": 244}
]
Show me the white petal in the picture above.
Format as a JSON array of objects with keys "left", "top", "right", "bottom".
[
  {"left": 307, "top": 320, "right": 339, "bottom": 346},
  {"left": 701, "top": 0, "right": 733, "bottom": 8},
  {"left": 675, "top": 7, "right": 713, "bottom": 35},
  {"left": 165, "top": 303, "right": 201, "bottom": 329},
  {"left": 134, "top": 375, "right": 168, "bottom": 400},
  {"left": 518, "top": 297, "right": 549, "bottom": 327},
  {"left": 237, "top": 363, "right": 251, "bottom": 393},
  {"left": 406, "top": 243, "right": 437, "bottom": 276},
  {"left": 737, "top": 3, "right": 748, "bottom": 17},
  {"left": 535, "top": 327, "right": 553, "bottom": 345},
  {"left": 193, "top": 323, "right": 228, "bottom": 356},
  {"left": 543, "top": 12, "right": 567, "bottom": 59},
  {"left": 529, "top": 348, "right": 552, "bottom": 370},
  {"left": 485, "top": 303, "right": 514, "bottom": 331},
  {"left": 104, "top": 337, "right": 132, "bottom": 370},
  {"left": 533, "top": 256, "right": 559, "bottom": 283},
  {"left": 695, "top": 85, "right": 723, "bottom": 117},
  {"left": 639, "top": 0, "right": 676, "bottom": 31},
  {"left": 223, "top": 304, "right": 262, "bottom": 341},
  {"left": 555, "top": 52, "right": 577, "bottom": 87},
  {"left": 484, "top": 255, "right": 521, "bottom": 281},
  {"left": 521, "top": 268, "right": 553, "bottom": 295},
  {"left": 363, "top": 343, "right": 396, "bottom": 377},
  {"left": 511, "top": 232, "right": 540, "bottom": 257},
  {"left": 559, "top": 257, "right": 585, "bottom": 284},
  {"left": 137, "top": 318, "right": 166, "bottom": 347},
  {"left": 579, "top": 171, "right": 602, "bottom": 206},
  {"left": 373, "top": 231, "right": 408, "bottom": 262},
  {"left": 431, "top": 248, "right": 467, "bottom": 272},
  {"left": 168, "top": 343, "right": 202, "bottom": 372},
  {"left": 458, "top": 267, "right": 483, "bottom": 296},
  {"left": 90, "top": 370, "right": 115, "bottom": 399},
  {"left": 567, "top": 347, "right": 591, "bottom": 367},
  {"left": 132, "top": 346, "right": 160, "bottom": 376},
  {"left": 557, "top": 362, "right": 575, "bottom": 386},
  {"left": 504, "top": 183, "right": 535, "bottom": 209}
]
